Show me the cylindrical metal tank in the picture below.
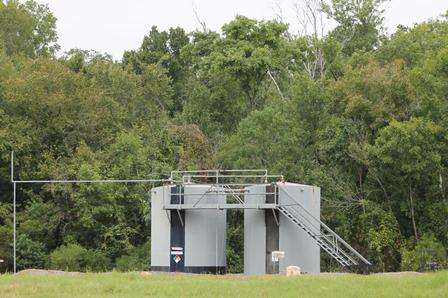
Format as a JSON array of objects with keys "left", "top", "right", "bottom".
[
  {"left": 244, "top": 183, "right": 320, "bottom": 275},
  {"left": 151, "top": 184, "right": 227, "bottom": 274}
]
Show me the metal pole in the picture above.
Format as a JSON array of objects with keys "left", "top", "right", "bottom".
[
  {"left": 215, "top": 210, "right": 218, "bottom": 273},
  {"left": 13, "top": 182, "right": 16, "bottom": 274},
  {"left": 215, "top": 182, "right": 218, "bottom": 273},
  {"left": 11, "top": 151, "right": 17, "bottom": 273},
  {"left": 11, "top": 151, "right": 14, "bottom": 182}
]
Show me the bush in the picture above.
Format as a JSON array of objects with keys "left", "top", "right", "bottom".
[
  {"left": 16, "top": 234, "right": 47, "bottom": 270},
  {"left": 359, "top": 201, "right": 402, "bottom": 272},
  {"left": 83, "top": 249, "right": 112, "bottom": 272},
  {"left": 226, "top": 248, "right": 243, "bottom": 273},
  {"left": 48, "top": 243, "right": 111, "bottom": 272},
  {"left": 401, "top": 234, "right": 447, "bottom": 271},
  {"left": 0, "top": 217, "right": 13, "bottom": 272},
  {"left": 115, "top": 242, "right": 150, "bottom": 272},
  {"left": 227, "top": 223, "right": 243, "bottom": 273}
]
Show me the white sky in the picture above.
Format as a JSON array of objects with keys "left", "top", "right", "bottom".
[{"left": 34, "top": 0, "right": 448, "bottom": 60}]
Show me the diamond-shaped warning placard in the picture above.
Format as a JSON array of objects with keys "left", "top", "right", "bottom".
[{"left": 173, "top": 255, "right": 181, "bottom": 263}]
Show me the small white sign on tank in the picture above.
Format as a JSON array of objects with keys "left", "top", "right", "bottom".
[{"left": 271, "top": 250, "right": 285, "bottom": 262}]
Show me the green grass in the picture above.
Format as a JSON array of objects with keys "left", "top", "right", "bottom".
[{"left": 0, "top": 271, "right": 447, "bottom": 298}]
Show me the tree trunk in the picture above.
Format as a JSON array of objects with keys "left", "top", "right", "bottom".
[
  {"left": 246, "top": 92, "right": 255, "bottom": 112},
  {"left": 409, "top": 185, "right": 418, "bottom": 240}
]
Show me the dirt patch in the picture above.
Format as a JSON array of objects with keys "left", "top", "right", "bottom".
[
  {"left": 16, "top": 269, "right": 81, "bottom": 276},
  {"left": 286, "top": 271, "right": 425, "bottom": 277},
  {"left": 374, "top": 271, "right": 425, "bottom": 277}
]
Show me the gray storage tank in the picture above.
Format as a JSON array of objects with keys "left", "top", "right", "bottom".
[
  {"left": 151, "top": 184, "right": 227, "bottom": 273},
  {"left": 244, "top": 182, "right": 320, "bottom": 275}
]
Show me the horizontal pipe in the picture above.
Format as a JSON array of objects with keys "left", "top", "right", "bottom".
[
  {"left": 13, "top": 179, "right": 175, "bottom": 184},
  {"left": 180, "top": 175, "right": 280, "bottom": 178},
  {"left": 196, "top": 183, "right": 274, "bottom": 186},
  {"left": 171, "top": 169, "right": 268, "bottom": 173}
]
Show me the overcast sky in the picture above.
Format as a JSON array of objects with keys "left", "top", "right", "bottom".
[{"left": 34, "top": 0, "right": 448, "bottom": 60}]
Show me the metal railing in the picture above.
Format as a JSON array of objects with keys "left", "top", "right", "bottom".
[
  {"left": 164, "top": 170, "right": 283, "bottom": 210},
  {"left": 170, "top": 169, "right": 281, "bottom": 185}
]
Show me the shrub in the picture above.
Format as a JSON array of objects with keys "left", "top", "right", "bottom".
[
  {"left": 16, "top": 234, "right": 47, "bottom": 270},
  {"left": 83, "top": 249, "right": 112, "bottom": 272},
  {"left": 48, "top": 243, "right": 111, "bottom": 272},
  {"left": 115, "top": 242, "right": 150, "bottom": 272},
  {"left": 401, "top": 234, "right": 447, "bottom": 271}
]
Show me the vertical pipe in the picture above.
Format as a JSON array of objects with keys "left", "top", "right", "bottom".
[
  {"left": 178, "top": 185, "right": 181, "bottom": 208},
  {"left": 13, "top": 182, "right": 16, "bottom": 274}
]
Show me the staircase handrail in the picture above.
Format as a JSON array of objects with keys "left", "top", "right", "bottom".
[
  {"left": 277, "top": 185, "right": 372, "bottom": 266},
  {"left": 278, "top": 204, "right": 358, "bottom": 266}
]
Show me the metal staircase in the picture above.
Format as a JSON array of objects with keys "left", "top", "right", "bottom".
[{"left": 277, "top": 186, "right": 372, "bottom": 270}]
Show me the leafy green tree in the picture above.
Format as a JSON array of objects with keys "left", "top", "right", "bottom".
[
  {"left": 206, "top": 16, "right": 290, "bottom": 111},
  {"left": 377, "top": 17, "right": 448, "bottom": 67},
  {"left": 370, "top": 118, "right": 444, "bottom": 240},
  {"left": 0, "top": 0, "right": 59, "bottom": 57},
  {"left": 124, "top": 26, "right": 189, "bottom": 77},
  {"left": 322, "top": 0, "right": 388, "bottom": 55},
  {"left": 140, "top": 64, "right": 174, "bottom": 113},
  {"left": 179, "top": 71, "right": 246, "bottom": 144},
  {"left": 123, "top": 26, "right": 189, "bottom": 114},
  {"left": 218, "top": 105, "right": 296, "bottom": 171},
  {"left": 358, "top": 201, "right": 401, "bottom": 271},
  {"left": 170, "top": 124, "right": 215, "bottom": 170},
  {"left": 330, "top": 59, "right": 417, "bottom": 133},
  {"left": 2, "top": 58, "right": 125, "bottom": 157}
]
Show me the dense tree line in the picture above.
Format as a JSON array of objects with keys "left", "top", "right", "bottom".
[{"left": 0, "top": 0, "right": 447, "bottom": 273}]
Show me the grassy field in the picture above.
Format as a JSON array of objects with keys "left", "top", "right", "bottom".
[{"left": 0, "top": 271, "right": 447, "bottom": 298}]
